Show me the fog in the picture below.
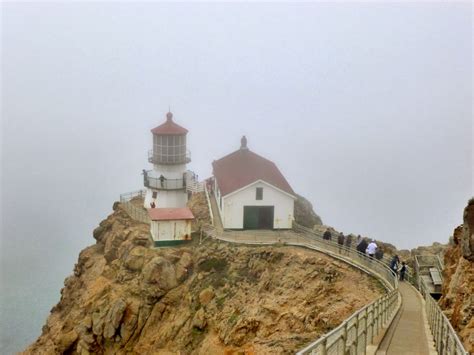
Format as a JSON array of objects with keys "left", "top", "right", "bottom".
[{"left": 1, "top": 2, "right": 472, "bottom": 353}]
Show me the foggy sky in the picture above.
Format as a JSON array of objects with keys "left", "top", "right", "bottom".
[{"left": 0, "top": 2, "right": 472, "bottom": 352}]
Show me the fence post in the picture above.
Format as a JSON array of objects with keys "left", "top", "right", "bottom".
[
  {"left": 355, "top": 315, "right": 360, "bottom": 354},
  {"left": 343, "top": 321, "right": 348, "bottom": 353}
]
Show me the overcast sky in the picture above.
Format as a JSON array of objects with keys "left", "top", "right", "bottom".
[{"left": 0, "top": 2, "right": 472, "bottom": 351}]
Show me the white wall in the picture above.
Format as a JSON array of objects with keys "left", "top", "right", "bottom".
[
  {"left": 150, "top": 219, "right": 192, "bottom": 241},
  {"left": 222, "top": 181, "right": 295, "bottom": 229},
  {"left": 144, "top": 188, "right": 188, "bottom": 208}
]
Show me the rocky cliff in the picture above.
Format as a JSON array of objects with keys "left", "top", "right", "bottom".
[
  {"left": 438, "top": 198, "right": 474, "bottom": 353},
  {"left": 24, "top": 202, "right": 383, "bottom": 355},
  {"left": 294, "top": 194, "right": 323, "bottom": 228}
]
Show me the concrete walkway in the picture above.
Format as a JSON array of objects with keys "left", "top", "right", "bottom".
[{"left": 380, "top": 282, "right": 434, "bottom": 355}]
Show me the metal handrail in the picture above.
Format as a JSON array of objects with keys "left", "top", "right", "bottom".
[
  {"left": 204, "top": 183, "right": 214, "bottom": 226},
  {"left": 419, "top": 277, "right": 467, "bottom": 355},
  {"left": 119, "top": 190, "right": 150, "bottom": 224}
]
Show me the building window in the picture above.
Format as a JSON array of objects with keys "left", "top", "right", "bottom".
[
  {"left": 256, "top": 187, "right": 263, "bottom": 200},
  {"left": 152, "top": 191, "right": 158, "bottom": 199}
]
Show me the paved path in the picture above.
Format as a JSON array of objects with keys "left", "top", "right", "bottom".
[{"left": 382, "top": 282, "right": 433, "bottom": 355}]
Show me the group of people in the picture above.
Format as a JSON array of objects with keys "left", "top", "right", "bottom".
[
  {"left": 322, "top": 228, "right": 407, "bottom": 281},
  {"left": 389, "top": 255, "right": 407, "bottom": 281}
]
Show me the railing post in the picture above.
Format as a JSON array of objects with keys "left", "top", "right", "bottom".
[
  {"left": 321, "top": 338, "right": 327, "bottom": 355},
  {"left": 343, "top": 321, "right": 348, "bottom": 353},
  {"left": 355, "top": 315, "right": 360, "bottom": 354}
]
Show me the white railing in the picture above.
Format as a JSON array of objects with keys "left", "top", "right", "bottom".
[
  {"left": 119, "top": 190, "right": 150, "bottom": 224},
  {"left": 297, "top": 291, "right": 398, "bottom": 355},
  {"left": 203, "top": 183, "right": 214, "bottom": 226},
  {"left": 420, "top": 278, "right": 468, "bottom": 355},
  {"left": 187, "top": 180, "right": 204, "bottom": 193}
]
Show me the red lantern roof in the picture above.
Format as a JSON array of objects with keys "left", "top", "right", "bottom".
[{"left": 151, "top": 112, "right": 188, "bottom": 135}]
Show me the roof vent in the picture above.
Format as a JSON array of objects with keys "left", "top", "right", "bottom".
[{"left": 240, "top": 135, "right": 248, "bottom": 150}]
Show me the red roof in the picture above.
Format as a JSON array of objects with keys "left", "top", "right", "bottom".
[
  {"left": 151, "top": 112, "right": 188, "bottom": 135},
  {"left": 148, "top": 207, "right": 195, "bottom": 221},
  {"left": 212, "top": 147, "right": 295, "bottom": 197}
]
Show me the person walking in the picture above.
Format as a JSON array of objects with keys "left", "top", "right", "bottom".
[
  {"left": 323, "top": 229, "right": 332, "bottom": 242},
  {"left": 356, "top": 236, "right": 368, "bottom": 256},
  {"left": 337, "top": 232, "right": 345, "bottom": 253},
  {"left": 375, "top": 248, "right": 384, "bottom": 260},
  {"left": 366, "top": 239, "right": 378, "bottom": 259},
  {"left": 345, "top": 234, "right": 353, "bottom": 249},
  {"left": 159, "top": 174, "right": 166, "bottom": 188},
  {"left": 390, "top": 255, "right": 400, "bottom": 275},
  {"left": 399, "top": 262, "right": 407, "bottom": 281}
]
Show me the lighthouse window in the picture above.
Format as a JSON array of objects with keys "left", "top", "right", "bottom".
[
  {"left": 152, "top": 191, "right": 158, "bottom": 199},
  {"left": 256, "top": 187, "right": 263, "bottom": 200}
]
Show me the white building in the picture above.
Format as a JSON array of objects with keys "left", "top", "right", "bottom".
[
  {"left": 149, "top": 208, "right": 194, "bottom": 246},
  {"left": 143, "top": 111, "right": 195, "bottom": 246},
  {"left": 211, "top": 136, "right": 296, "bottom": 229}
]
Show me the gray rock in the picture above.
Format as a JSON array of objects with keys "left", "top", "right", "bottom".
[
  {"left": 103, "top": 299, "right": 127, "bottom": 339},
  {"left": 142, "top": 257, "right": 178, "bottom": 291}
]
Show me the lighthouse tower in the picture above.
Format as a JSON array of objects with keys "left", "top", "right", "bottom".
[
  {"left": 143, "top": 111, "right": 195, "bottom": 247},
  {"left": 143, "top": 111, "right": 190, "bottom": 209}
]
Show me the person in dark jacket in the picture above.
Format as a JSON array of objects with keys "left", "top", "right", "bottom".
[
  {"left": 159, "top": 174, "right": 166, "bottom": 188},
  {"left": 356, "top": 236, "right": 368, "bottom": 255},
  {"left": 390, "top": 255, "right": 400, "bottom": 275},
  {"left": 345, "top": 234, "right": 353, "bottom": 249},
  {"left": 375, "top": 248, "right": 384, "bottom": 260},
  {"left": 399, "top": 262, "right": 407, "bottom": 281},
  {"left": 337, "top": 232, "right": 344, "bottom": 253},
  {"left": 323, "top": 229, "right": 332, "bottom": 241}
]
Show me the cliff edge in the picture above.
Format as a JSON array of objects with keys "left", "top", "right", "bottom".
[
  {"left": 438, "top": 198, "right": 474, "bottom": 353},
  {"left": 23, "top": 202, "right": 383, "bottom": 355}
]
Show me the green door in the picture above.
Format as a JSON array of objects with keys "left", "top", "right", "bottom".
[
  {"left": 243, "top": 206, "right": 259, "bottom": 229},
  {"left": 243, "top": 206, "right": 274, "bottom": 229}
]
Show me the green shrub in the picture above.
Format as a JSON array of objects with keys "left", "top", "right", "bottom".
[{"left": 198, "top": 258, "right": 228, "bottom": 273}]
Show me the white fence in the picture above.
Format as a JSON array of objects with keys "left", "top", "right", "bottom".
[
  {"left": 419, "top": 277, "right": 467, "bottom": 355},
  {"left": 203, "top": 183, "right": 214, "bottom": 226},
  {"left": 119, "top": 190, "right": 150, "bottom": 224}
]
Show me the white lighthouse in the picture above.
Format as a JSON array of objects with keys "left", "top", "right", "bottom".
[
  {"left": 143, "top": 111, "right": 195, "bottom": 246},
  {"left": 144, "top": 111, "right": 190, "bottom": 208}
]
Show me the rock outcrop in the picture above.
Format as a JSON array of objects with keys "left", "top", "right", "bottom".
[
  {"left": 438, "top": 198, "right": 474, "bottom": 353},
  {"left": 294, "top": 194, "right": 323, "bottom": 228},
  {"left": 23, "top": 202, "right": 383, "bottom": 355}
]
